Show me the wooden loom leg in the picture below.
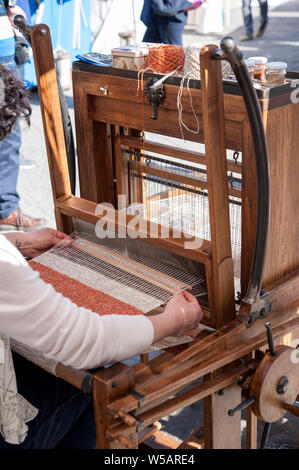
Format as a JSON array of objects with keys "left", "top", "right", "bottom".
[
  {"left": 55, "top": 207, "right": 74, "bottom": 234},
  {"left": 30, "top": 25, "right": 73, "bottom": 232},
  {"left": 204, "top": 384, "right": 241, "bottom": 449},
  {"left": 200, "top": 45, "right": 239, "bottom": 448},
  {"left": 200, "top": 45, "right": 235, "bottom": 327},
  {"left": 178, "top": 426, "right": 205, "bottom": 450},
  {"left": 92, "top": 363, "right": 136, "bottom": 449},
  {"left": 246, "top": 408, "right": 257, "bottom": 449}
]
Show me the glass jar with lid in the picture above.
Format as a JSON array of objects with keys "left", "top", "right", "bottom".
[
  {"left": 265, "top": 62, "right": 287, "bottom": 85},
  {"left": 244, "top": 59, "right": 255, "bottom": 79},
  {"left": 248, "top": 56, "right": 268, "bottom": 81}
]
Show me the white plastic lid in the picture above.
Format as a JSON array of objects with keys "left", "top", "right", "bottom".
[
  {"left": 245, "top": 59, "right": 255, "bottom": 68},
  {"left": 111, "top": 45, "right": 149, "bottom": 57},
  {"left": 248, "top": 56, "right": 268, "bottom": 65},
  {"left": 265, "top": 61, "right": 287, "bottom": 70}
]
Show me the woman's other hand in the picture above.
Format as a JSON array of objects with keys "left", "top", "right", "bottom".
[
  {"left": 5, "top": 228, "right": 71, "bottom": 259},
  {"left": 150, "top": 291, "right": 203, "bottom": 343}
]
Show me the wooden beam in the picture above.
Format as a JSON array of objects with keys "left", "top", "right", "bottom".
[{"left": 200, "top": 44, "right": 236, "bottom": 328}]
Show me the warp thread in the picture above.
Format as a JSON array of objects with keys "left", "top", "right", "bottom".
[
  {"left": 138, "top": 43, "right": 231, "bottom": 141},
  {"left": 138, "top": 44, "right": 185, "bottom": 94},
  {"left": 177, "top": 43, "right": 231, "bottom": 140},
  {"left": 137, "top": 44, "right": 185, "bottom": 171}
]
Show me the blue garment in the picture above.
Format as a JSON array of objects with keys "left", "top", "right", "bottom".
[
  {"left": 0, "top": 1, "right": 21, "bottom": 219},
  {"left": 242, "top": 0, "right": 268, "bottom": 36},
  {"left": 141, "top": 0, "right": 191, "bottom": 45},
  {"left": 0, "top": 1, "right": 15, "bottom": 68},
  {"left": 143, "top": 21, "right": 185, "bottom": 45},
  {"left": 16, "top": 0, "right": 31, "bottom": 21},
  {"left": 0, "top": 353, "right": 96, "bottom": 449},
  {"left": 0, "top": 122, "right": 21, "bottom": 219},
  {"left": 25, "top": 0, "right": 92, "bottom": 87}
]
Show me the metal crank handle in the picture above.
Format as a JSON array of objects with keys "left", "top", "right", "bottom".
[{"left": 228, "top": 396, "right": 256, "bottom": 416}]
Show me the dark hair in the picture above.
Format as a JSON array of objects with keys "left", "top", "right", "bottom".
[{"left": 0, "top": 64, "right": 31, "bottom": 141}]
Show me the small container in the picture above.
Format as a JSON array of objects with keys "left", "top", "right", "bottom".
[
  {"left": 248, "top": 56, "right": 268, "bottom": 81},
  {"left": 265, "top": 62, "right": 287, "bottom": 85},
  {"left": 244, "top": 59, "right": 255, "bottom": 79},
  {"left": 111, "top": 44, "right": 149, "bottom": 71},
  {"left": 54, "top": 49, "right": 71, "bottom": 90}
]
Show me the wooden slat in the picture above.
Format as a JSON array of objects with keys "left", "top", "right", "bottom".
[
  {"left": 140, "top": 432, "right": 179, "bottom": 449},
  {"left": 55, "top": 195, "right": 212, "bottom": 264},
  {"left": 119, "top": 135, "right": 207, "bottom": 165},
  {"left": 128, "top": 159, "right": 242, "bottom": 199},
  {"left": 93, "top": 122, "right": 116, "bottom": 205},
  {"left": 129, "top": 159, "right": 208, "bottom": 189},
  {"left": 204, "top": 383, "right": 241, "bottom": 449},
  {"left": 87, "top": 94, "right": 243, "bottom": 151},
  {"left": 284, "top": 403, "right": 299, "bottom": 418},
  {"left": 177, "top": 426, "right": 204, "bottom": 449},
  {"left": 246, "top": 408, "right": 258, "bottom": 449},
  {"left": 106, "top": 315, "right": 299, "bottom": 420},
  {"left": 138, "top": 422, "right": 161, "bottom": 444},
  {"left": 262, "top": 103, "right": 299, "bottom": 287},
  {"left": 146, "top": 268, "right": 299, "bottom": 375},
  {"left": 73, "top": 73, "right": 102, "bottom": 203},
  {"left": 106, "top": 364, "right": 248, "bottom": 440},
  {"left": 30, "top": 24, "right": 72, "bottom": 232},
  {"left": 55, "top": 363, "right": 92, "bottom": 392},
  {"left": 72, "top": 70, "right": 248, "bottom": 122},
  {"left": 117, "top": 135, "right": 243, "bottom": 175},
  {"left": 200, "top": 45, "right": 236, "bottom": 328},
  {"left": 92, "top": 363, "right": 136, "bottom": 449}
]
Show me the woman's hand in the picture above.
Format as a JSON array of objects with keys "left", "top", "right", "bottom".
[
  {"left": 185, "top": 0, "right": 205, "bottom": 12},
  {"left": 7, "top": 5, "right": 27, "bottom": 37},
  {"left": 149, "top": 291, "right": 203, "bottom": 343},
  {"left": 5, "top": 228, "right": 71, "bottom": 259}
]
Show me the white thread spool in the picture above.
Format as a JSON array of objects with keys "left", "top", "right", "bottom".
[{"left": 183, "top": 42, "right": 231, "bottom": 80}]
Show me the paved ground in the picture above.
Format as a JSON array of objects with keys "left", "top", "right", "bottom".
[{"left": 17, "top": 0, "right": 299, "bottom": 448}]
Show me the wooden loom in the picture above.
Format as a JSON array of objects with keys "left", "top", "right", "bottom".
[{"left": 15, "top": 17, "right": 299, "bottom": 449}]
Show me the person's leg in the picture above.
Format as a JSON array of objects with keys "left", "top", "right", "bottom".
[
  {"left": 142, "top": 26, "right": 161, "bottom": 43},
  {"left": 0, "top": 122, "right": 21, "bottom": 220},
  {"left": 241, "top": 0, "right": 254, "bottom": 38},
  {"left": 158, "top": 22, "right": 184, "bottom": 45},
  {"left": 0, "top": 353, "right": 96, "bottom": 449},
  {"left": 258, "top": 0, "right": 268, "bottom": 25},
  {"left": 255, "top": 0, "right": 268, "bottom": 37},
  {"left": 0, "top": 65, "right": 45, "bottom": 230}
]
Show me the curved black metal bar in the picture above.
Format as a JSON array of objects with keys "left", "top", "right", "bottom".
[
  {"left": 211, "top": 36, "right": 270, "bottom": 306},
  {"left": 13, "top": 15, "right": 76, "bottom": 195}
]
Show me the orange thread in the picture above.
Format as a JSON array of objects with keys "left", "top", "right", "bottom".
[
  {"left": 136, "top": 45, "right": 185, "bottom": 197},
  {"left": 138, "top": 44, "right": 185, "bottom": 166},
  {"left": 142, "top": 44, "right": 185, "bottom": 75}
]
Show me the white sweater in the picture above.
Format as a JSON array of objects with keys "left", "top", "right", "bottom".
[{"left": 0, "top": 234, "right": 154, "bottom": 369}]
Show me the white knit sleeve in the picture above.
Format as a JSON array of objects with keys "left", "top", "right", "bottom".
[{"left": 0, "top": 236, "right": 154, "bottom": 369}]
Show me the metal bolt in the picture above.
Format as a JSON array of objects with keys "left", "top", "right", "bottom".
[
  {"left": 195, "top": 428, "right": 204, "bottom": 439},
  {"left": 218, "top": 389, "right": 224, "bottom": 396},
  {"left": 40, "top": 28, "right": 47, "bottom": 36},
  {"left": 277, "top": 376, "right": 290, "bottom": 395},
  {"left": 112, "top": 381, "right": 118, "bottom": 388},
  {"left": 260, "top": 307, "right": 266, "bottom": 317}
]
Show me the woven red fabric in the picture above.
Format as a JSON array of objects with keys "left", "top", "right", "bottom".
[{"left": 29, "top": 260, "right": 144, "bottom": 317}]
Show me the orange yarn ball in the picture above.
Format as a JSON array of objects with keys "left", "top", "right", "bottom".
[{"left": 143, "top": 45, "right": 185, "bottom": 75}]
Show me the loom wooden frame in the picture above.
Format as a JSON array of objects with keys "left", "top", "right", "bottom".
[{"left": 28, "top": 23, "right": 299, "bottom": 449}]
